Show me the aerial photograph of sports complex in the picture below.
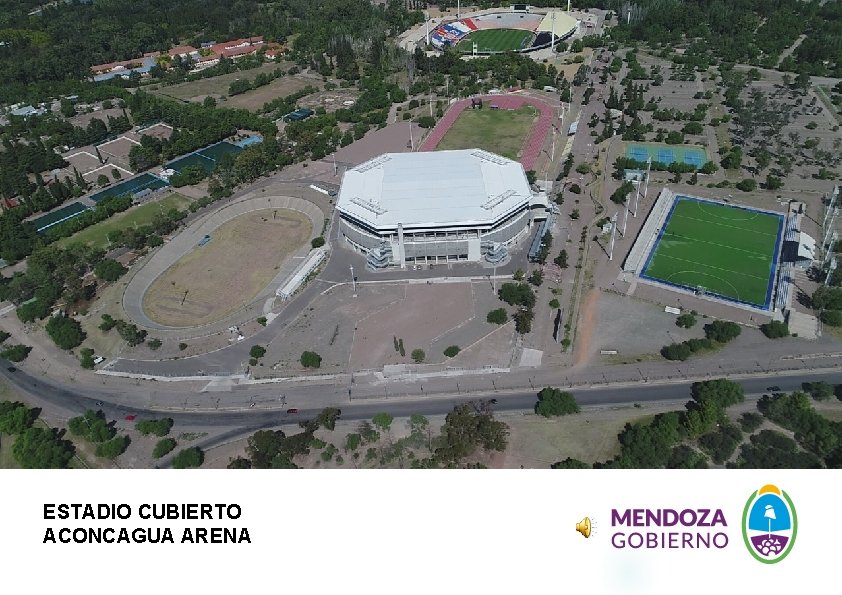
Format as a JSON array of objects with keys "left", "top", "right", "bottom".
[{"left": 0, "top": 0, "right": 841, "bottom": 471}]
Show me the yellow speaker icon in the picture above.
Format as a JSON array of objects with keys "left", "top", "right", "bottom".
[{"left": 576, "top": 517, "right": 592, "bottom": 538}]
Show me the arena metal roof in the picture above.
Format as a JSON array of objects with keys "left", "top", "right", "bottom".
[{"left": 336, "top": 149, "right": 532, "bottom": 230}]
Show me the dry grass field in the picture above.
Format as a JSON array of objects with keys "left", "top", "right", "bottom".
[
  {"left": 148, "top": 62, "right": 292, "bottom": 103},
  {"left": 224, "top": 76, "right": 319, "bottom": 112},
  {"left": 142, "top": 209, "right": 311, "bottom": 327}
]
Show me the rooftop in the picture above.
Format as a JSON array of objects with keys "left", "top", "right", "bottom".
[{"left": 336, "top": 149, "right": 532, "bottom": 229}]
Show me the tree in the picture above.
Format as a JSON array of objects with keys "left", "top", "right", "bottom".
[
  {"left": 315, "top": 407, "right": 341, "bottom": 431},
  {"left": 487, "top": 308, "right": 508, "bottom": 324},
  {"left": 554, "top": 249, "right": 568, "bottom": 269},
  {"left": 535, "top": 387, "right": 580, "bottom": 417},
  {"left": 172, "top": 447, "right": 204, "bottom": 468},
  {"left": 821, "top": 310, "right": 842, "bottom": 326},
  {"left": 45, "top": 314, "right": 85, "bottom": 350},
  {"left": 135, "top": 418, "right": 173, "bottom": 437},
  {"left": 443, "top": 345, "right": 460, "bottom": 357},
  {"left": 704, "top": 320, "right": 741, "bottom": 343},
  {"left": 434, "top": 404, "right": 508, "bottom": 464},
  {"left": 311, "top": 236, "right": 326, "bottom": 248},
  {"left": 249, "top": 345, "right": 266, "bottom": 359},
  {"left": 0, "top": 401, "right": 37, "bottom": 434},
  {"left": 525, "top": 170, "right": 538, "bottom": 185},
  {"left": 1, "top": 344, "right": 31, "bottom": 362},
  {"left": 372, "top": 412, "right": 393, "bottom": 433},
  {"left": 94, "top": 258, "right": 127, "bottom": 281},
  {"left": 551, "top": 458, "right": 590, "bottom": 469},
  {"left": 95, "top": 435, "right": 130, "bottom": 459},
  {"left": 736, "top": 178, "right": 757, "bottom": 192},
  {"left": 738, "top": 412, "right": 764, "bottom": 433},
  {"left": 802, "top": 381, "right": 834, "bottom": 401},
  {"left": 528, "top": 269, "right": 544, "bottom": 286},
  {"left": 300, "top": 351, "right": 321, "bottom": 368},
  {"left": 675, "top": 313, "right": 696, "bottom": 328},
  {"left": 68, "top": 409, "right": 114, "bottom": 443},
  {"left": 761, "top": 320, "right": 789, "bottom": 338},
  {"left": 765, "top": 175, "right": 783, "bottom": 190},
  {"left": 96, "top": 174, "right": 110, "bottom": 187},
  {"left": 411, "top": 349, "right": 425, "bottom": 363},
  {"left": 12, "top": 427, "right": 74, "bottom": 468}
]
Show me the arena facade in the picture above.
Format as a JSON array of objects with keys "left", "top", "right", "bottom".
[
  {"left": 336, "top": 150, "right": 550, "bottom": 269},
  {"left": 429, "top": 9, "right": 578, "bottom": 54}
]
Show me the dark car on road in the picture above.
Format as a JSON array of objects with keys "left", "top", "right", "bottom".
[
  {"left": 286, "top": 408, "right": 299, "bottom": 414},
  {"left": 767, "top": 386, "right": 782, "bottom": 392}
]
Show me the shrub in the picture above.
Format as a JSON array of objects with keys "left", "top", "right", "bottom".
[
  {"left": 256, "top": 317, "right": 267, "bottom": 326},
  {"left": 152, "top": 438, "right": 177, "bottom": 458},
  {"left": 147, "top": 338, "right": 162, "bottom": 350},
  {"left": 171, "top": 447, "right": 204, "bottom": 468},
  {"left": 760, "top": 320, "right": 789, "bottom": 338},
  {"left": 311, "top": 236, "right": 326, "bottom": 248},
  {"left": 661, "top": 342, "right": 691, "bottom": 361},
  {"left": 99, "top": 314, "right": 117, "bottom": 331},
  {"left": 1, "top": 344, "right": 31, "bottom": 362},
  {"left": 738, "top": 412, "right": 764, "bottom": 433},
  {"left": 575, "top": 162, "right": 591, "bottom": 174},
  {"left": 443, "top": 345, "right": 460, "bottom": 358},
  {"left": 675, "top": 313, "right": 696, "bottom": 328},
  {"left": 79, "top": 347, "right": 95, "bottom": 369},
  {"left": 569, "top": 183, "right": 581, "bottom": 194},
  {"left": 249, "top": 345, "right": 266, "bottom": 359},
  {"left": 136, "top": 418, "right": 173, "bottom": 437},
  {"left": 178, "top": 342, "right": 188, "bottom": 351},
  {"left": 704, "top": 320, "right": 741, "bottom": 343},
  {"left": 487, "top": 308, "right": 508, "bottom": 324},
  {"left": 549, "top": 298, "right": 560, "bottom": 309},
  {"left": 95, "top": 435, "right": 130, "bottom": 459},
  {"left": 820, "top": 310, "right": 842, "bottom": 326},
  {"left": 411, "top": 349, "right": 425, "bottom": 363},
  {"left": 301, "top": 351, "right": 322, "bottom": 368}
]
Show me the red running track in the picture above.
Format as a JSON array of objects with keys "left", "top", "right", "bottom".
[{"left": 419, "top": 94, "right": 553, "bottom": 171}]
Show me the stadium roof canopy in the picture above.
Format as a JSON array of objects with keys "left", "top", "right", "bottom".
[{"left": 336, "top": 149, "right": 532, "bottom": 230}]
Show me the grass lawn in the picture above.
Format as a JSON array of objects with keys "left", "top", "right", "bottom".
[
  {"left": 437, "top": 105, "right": 537, "bottom": 161},
  {"left": 642, "top": 197, "right": 783, "bottom": 308},
  {"left": 59, "top": 192, "right": 193, "bottom": 250},
  {"left": 458, "top": 29, "right": 534, "bottom": 53}
]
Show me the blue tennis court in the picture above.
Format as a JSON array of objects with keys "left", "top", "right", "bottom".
[
  {"left": 31, "top": 202, "right": 89, "bottom": 233},
  {"left": 625, "top": 142, "right": 708, "bottom": 168},
  {"left": 167, "top": 141, "right": 244, "bottom": 173},
  {"left": 89, "top": 173, "right": 169, "bottom": 203}
]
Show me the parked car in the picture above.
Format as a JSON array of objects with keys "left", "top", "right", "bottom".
[
  {"left": 125, "top": 415, "right": 137, "bottom": 421},
  {"left": 766, "top": 386, "right": 781, "bottom": 393}
]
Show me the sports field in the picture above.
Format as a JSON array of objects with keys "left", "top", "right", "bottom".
[
  {"left": 641, "top": 197, "right": 783, "bottom": 309},
  {"left": 437, "top": 105, "right": 537, "bottom": 161},
  {"left": 142, "top": 209, "right": 311, "bottom": 327},
  {"left": 59, "top": 193, "right": 193, "bottom": 250},
  {"left": 458, "top": 29, "right": 534, "bottom": 53},
  {"left": 626, "top": 142, "right": 708, "bottom": 168}
]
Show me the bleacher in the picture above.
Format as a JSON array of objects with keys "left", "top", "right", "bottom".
[
  {"left": 430, "top": 20, "right": 472, "bottom": 48},
  {"left": 775, "top": 263, "right": 794, "bottom": 311},
  {"left": 623, "top": 188, "right": 675, "bottom": 274}
]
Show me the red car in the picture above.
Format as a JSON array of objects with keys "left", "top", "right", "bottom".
[
  {"left": 286, "top": 408, "right": 298, "bottom": 414},
  {"left": 125, "top": 415, "right": 137, "bottom": 421}
]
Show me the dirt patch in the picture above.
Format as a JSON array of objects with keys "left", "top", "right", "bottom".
[
  {"left": 98, "top": 136, "right": 140, "bottom": 163},
  {"left": 573, "top": 288, "right": 600, "bottom": 367},
  {"left": 64, "top": 151, "right": 102, "bottom": 174},
  {"left": 142, "top": 209, "right": 311, "bottom": 327},
  {"left": 349, "top": 283, "right": 474, "bottom": 369}
]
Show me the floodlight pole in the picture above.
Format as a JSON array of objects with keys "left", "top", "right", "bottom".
[
  {"left": 622, "top": 196, "right": 629, "bottom": 237},
  {"left": 429, "top": 90, "right": 433, "bottom": 117},
  {"left": 349, "top": 265, "right": 356, "bottom": 295},
  {"left": 551, "top": 126, "right": 556, "bottom": 162},
  {"left": 409, "top": 121, "right": 414, "bottom": 150},
  {"left": 425, "top": 12, "right": 430, "bottom": 46},
  {"left": 551, "top": 11, "right": 556, "bottom": 50},
  {"left": 608, "top": 212, "right": 618, "bottom": 261},
  {"left": 333, "top": 153, "right": 337, "bottom": 176},
  {"left": 631, "top": 178, "right": 641, "bottom": 218}
]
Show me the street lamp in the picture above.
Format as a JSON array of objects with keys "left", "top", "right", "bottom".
[{"left": 349, "top": 264, "right": 357, "bottom": 295}]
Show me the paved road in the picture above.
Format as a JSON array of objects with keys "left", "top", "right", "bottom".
[{"left": 4, "top": 360, "right": 840, "bottom": 430}]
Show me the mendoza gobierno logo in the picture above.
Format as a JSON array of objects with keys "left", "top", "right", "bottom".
[{"left": 742, "top": 484, "right": 797, "bottom": 564}]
